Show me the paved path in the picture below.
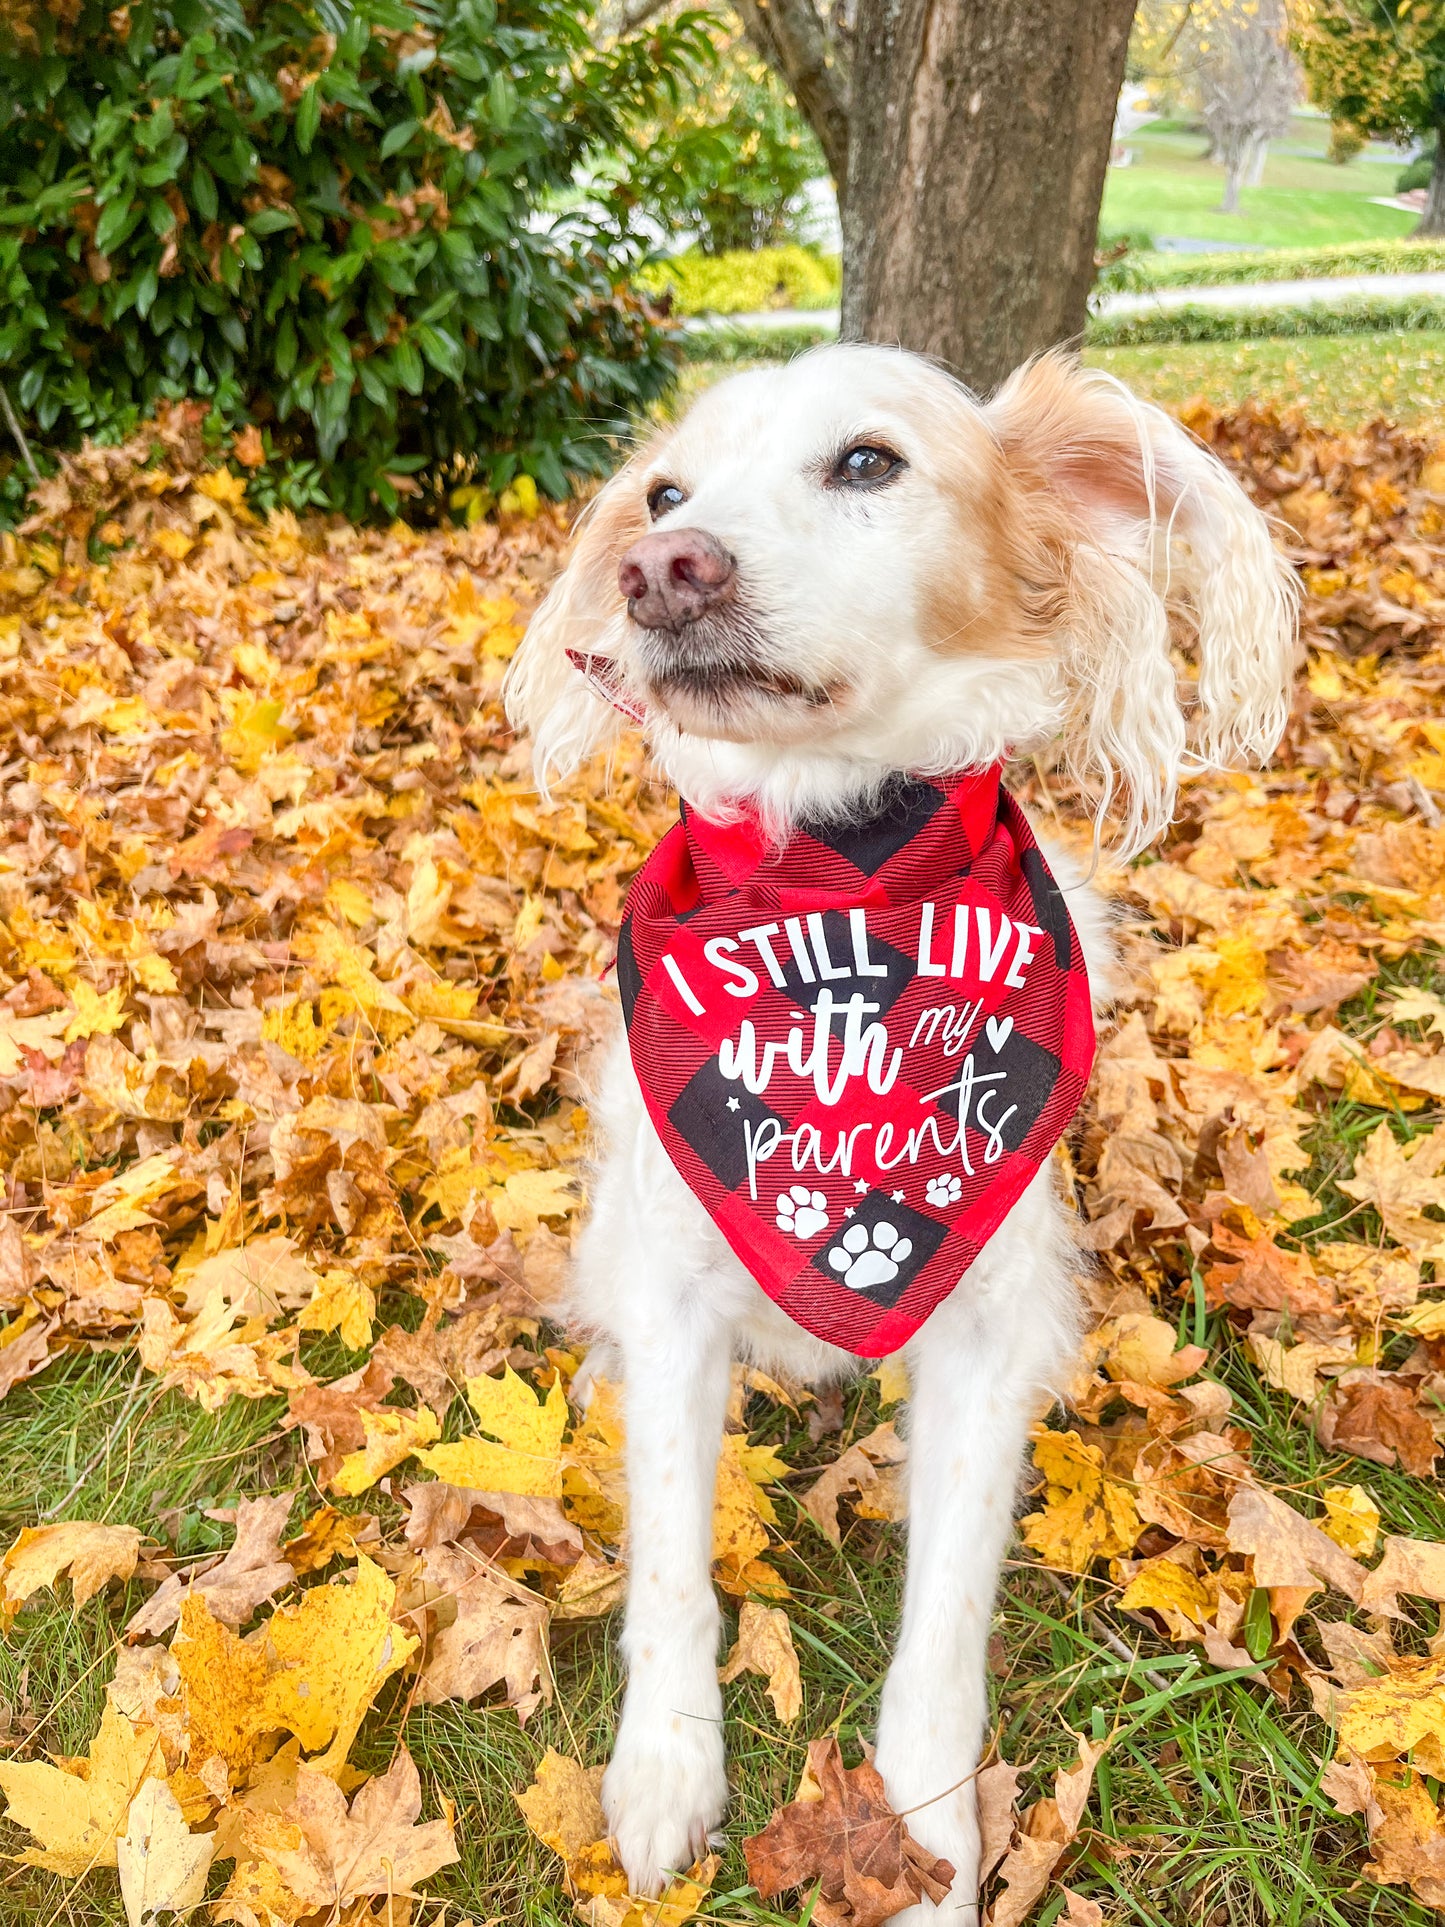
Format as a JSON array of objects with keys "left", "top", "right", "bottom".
[{"left": 684, "top": 269, "right": 1445, "bottom": 335}]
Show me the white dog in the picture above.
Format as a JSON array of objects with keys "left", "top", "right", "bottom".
[{"left": 505, "top": 345, "right": 1296, "bottom": 1919}]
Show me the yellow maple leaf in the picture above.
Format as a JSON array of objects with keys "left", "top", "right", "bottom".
[
  {"left": 416, "top": 1367, "right": 568, "bottom": 1496},
  {"left": 174, "top": 1556, "right": 418, "bottom": 1779},
  {"left": 329, "top": 1405, "right": 440, "bottom": 1497},
  {"left": 1322, "top": 1484, "right": 1382, "bottom": 1561},
  {"left": 298, "top": 1268, "right": 376, "bottom": 1353},
  {"left": 0, "top": 1701, "right": 164, "bottom": 1873},
  {"left": 63, "top": 980, "right": 128, "bottom": 1042},
  {"left": 1, "top": 1520, "right": 143, "bottom": 1628},
  {"left": 1339, "top": 1655, "right": 1445, "bottom": 1780},
  {"left": 1117, "top": 1554, "right": 1215, "bottom": 1636},
  {"left": 1020, "top": 1429, "right": 1142, "bottom": 1575}
]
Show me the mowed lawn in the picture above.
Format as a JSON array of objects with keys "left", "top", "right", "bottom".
[
  {"left": 1091, "top": 330, "right": 1445, "bottom": 433},
  {"left": 1103, "top": 113, "right": 1418, "bottom": 251}
]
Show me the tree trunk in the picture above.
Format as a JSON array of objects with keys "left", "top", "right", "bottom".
[
  {"left": 1245, "top": 134, "right": 1269, "bottom": 188},
  {"left": 838, "top": 0, "right": 1135, "bottom": 396},
  {"left": 1418, "top": 124, "right": 1445, "bottom": 239},
  {"left": 1219, "top": 136, "right": 1245, "bottom": 214}
]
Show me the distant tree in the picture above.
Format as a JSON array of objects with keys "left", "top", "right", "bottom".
[
  {"left": 1295, "top": 0, "right": 1445, "bottom": 236},
  {"left": 1194, "top": 0, "right": 1297, "bottom": 210},
  {"left": 1130, "top": 0, "right": 1298, "bottom": 209}
]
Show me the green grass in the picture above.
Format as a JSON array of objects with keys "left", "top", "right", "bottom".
[
  {"left": 1089, "top": 329, "right": 1445, "bottom": 431},
  {"left": 6, "top": 1317, "right": 1445, "bottom": 1925},
  {"left": 1103, "top": 114, "right": 1416, "bottom": 252}
]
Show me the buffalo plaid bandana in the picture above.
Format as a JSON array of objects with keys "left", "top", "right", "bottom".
[{"left": 616, "top": 766, "right": 1096, "bottom": 1356}]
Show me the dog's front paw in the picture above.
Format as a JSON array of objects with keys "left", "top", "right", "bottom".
[{"left": 603, "top": 1708, "right": 727, "bottom": 1896}]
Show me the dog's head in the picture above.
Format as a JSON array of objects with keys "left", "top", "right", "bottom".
[{"left": 505, "top": 344, "right": 1297, "bottom": 853}]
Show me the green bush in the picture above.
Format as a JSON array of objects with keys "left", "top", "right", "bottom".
[
  {"left": 0, "top": 0, "right": 713, "bottom": 520},
  {"left": 1134, "top": 237, "right": 1445, "bottom": 287},
  {"left": 1089, "top": 294, "right": 1445, "bottom": 347},
  {"left": 1399, "top": 134, "right": 1437, "bottom": 194},
  {"left": 642, "top": 245, "right": 839, "bottom": 315}
]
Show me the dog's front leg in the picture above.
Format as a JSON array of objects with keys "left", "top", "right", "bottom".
[
  {"left": 874, "top": 1226, "right": 1077, "bottom": 1923},
  {"left": 603, "top": 1289, "right": 732, "bottom": 1895}
]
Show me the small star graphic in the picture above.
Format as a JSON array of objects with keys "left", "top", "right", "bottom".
[
  {"left": 890, "top": 1189, "right": 905, "bottom": 1203},
  {"left": 843, "top": 1206, "right": 856, "bottom": 1218},
  {"left": 853, "top": 1179, "right": 869, "bottom": 1194},
  {"left": 726, "top": 1097, "right": 740, "bottom": 1111}
]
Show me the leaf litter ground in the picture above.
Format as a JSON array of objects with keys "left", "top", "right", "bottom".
[{"left": 1, "top": 401, "right": 1445, "bottom": 1925}]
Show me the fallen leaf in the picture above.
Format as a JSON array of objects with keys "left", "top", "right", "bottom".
[
  {"left": 1316, "top": 1373, "right": 1439, "bottom": 1477},
  {"left": 1320, "top": 1483, "right": 1381, "bottom": 1561},
  {"left": 1, "top": 1520, "right": 143, "bottom": 1627},
  {"left": 719, "top": 1599, "right": 803, "bottom": 1723},
  {"left": 1225, "top": 1485, "right": 1364, "bottom": 1603},
  {"left": 415, "top": 1365, "right": 567, "bottom": 1496},
  {"left": 127, "top": 1492, "right": 295, "bottom": 1636},
  {"left": 742, "top": 1736, "right": 955, "bottom": 1927},
  {"left": 410, "top": 1545, "right": 551, "bottom": 1721},
  {"left": 1020, "top": 1430, "right": 1141, "bottom": 1574},
  {"left": 1361, "top": 1536, "right": 1445, "bottom": 1618},
  {"left": 0, "top": 1701, "right": 164, "bottom": 1873},
  {"left": 252, "top": 1748, "right": 458, "bottom": 1910},
  {"left": 799, "top": 1422, "right": 907, "bottom": 1546},
  {"left": 117, "top": 1777, "right": 216, "bottom": 1926}
]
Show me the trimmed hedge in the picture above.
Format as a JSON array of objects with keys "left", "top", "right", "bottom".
[
  {"left": 0, "top": 0, "right": 712, "bottom": 519},
  {"left": 684, "top": 298, "right": 1445, "bottom": 365},
  {"left": 642, "top": 245, "right": 840, "bottom": 315},
  {"left": 1089, "top": 296, "right": 1445, "bottom": 347},
  {"left": 1135, "top": 239, "right": 1445, "bottom": 289}
]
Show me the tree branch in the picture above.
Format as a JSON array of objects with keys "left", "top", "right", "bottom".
[{"left": 733, "top": 0, "right": 851, "bottom": 191}]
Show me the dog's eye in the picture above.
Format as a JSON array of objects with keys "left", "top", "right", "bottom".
[
  {"left": 832, "top": 443, "right": 905, "bottom": 489},
  {"left": 647, "top": 481, "right": 686, "bottom": 519}
]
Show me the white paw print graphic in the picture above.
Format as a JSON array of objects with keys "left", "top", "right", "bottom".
[
  {"left": 925, "top": 1173, "right": 963, "bottom": 1208},
  {"left": 776, "top": 1185, "right": 830, "bottom": 1239},
  {"left": 829, "top": 1220, "right": 913, "bottom": 1293}
]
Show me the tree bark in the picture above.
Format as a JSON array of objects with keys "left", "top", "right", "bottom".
[
  {"left": 1419, "top": 123, "right": 1445, "bottom": 239},
  {"left": 838, "top": 0, "right": 1136, "bottom": 396}
]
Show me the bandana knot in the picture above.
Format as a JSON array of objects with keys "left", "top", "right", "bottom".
[{"left": 616, "top": 768, "right": 1095, "bottom": 1355}]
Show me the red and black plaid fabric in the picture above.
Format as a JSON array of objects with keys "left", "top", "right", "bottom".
[{"left": 616, "top": 767, "right": 1096, "bottom": 1356}]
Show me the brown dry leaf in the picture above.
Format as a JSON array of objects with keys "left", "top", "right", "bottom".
[
  {"left": 719, "top": 1599, "right": 803, "bottom": 1723},
  {"left": 127, "top": 1491, "right": 295, "bottom": 1636},
  {"left": 1316, "top": 1373, "right": 1439, "bottom": 1477},
  {"left": 1362, "top": 1535, "right": 1445, "bottom": 1618},
  {"left": 410, "top": 1544, "right": 551, "bottom": 1721},
  {"left": 987, "top": 1734, "right": 1106, "bottom": 1927},
  {"left": 799, "top": 1421, "right": 907, "bottom": 1546},
  {"left": 1225, "top": 1485, "right": 1365, "bottom": 1603},
  {"left": 251, "top": 1748, "right": 458, "bottom": 1911},
  {"left": 1, "top": 1520, "right": 143, "bottom": 1627},
  {"left": 742, "top": 1736, "right": 955, "bottom": 1927}
]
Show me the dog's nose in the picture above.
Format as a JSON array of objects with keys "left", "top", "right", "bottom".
[{"left": 618, "top": 529, "right": 736, "bottom": 630}]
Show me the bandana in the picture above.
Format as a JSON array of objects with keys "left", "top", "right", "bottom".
[{"left": 616, "top": 768, "right": 1096, "bottom": 1356}]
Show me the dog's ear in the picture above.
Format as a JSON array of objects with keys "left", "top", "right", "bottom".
[
  {"left": 504, "top": 446, "right": 656, "bottom": 788},
  {"left": 987, "top": 351, "right": 1298, "bottom": 856}
]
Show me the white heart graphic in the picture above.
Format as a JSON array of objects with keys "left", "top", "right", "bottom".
[{"left": 985, "top": 1015, "right": 1014, "bottom": 1052}]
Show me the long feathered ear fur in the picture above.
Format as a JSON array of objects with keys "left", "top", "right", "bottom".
[
  {"left": 503, "top": 446, "right": 657, "bottom": 791},
  {"left": 987, "top": 351, "right": 1300, "bottom": 859}
]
